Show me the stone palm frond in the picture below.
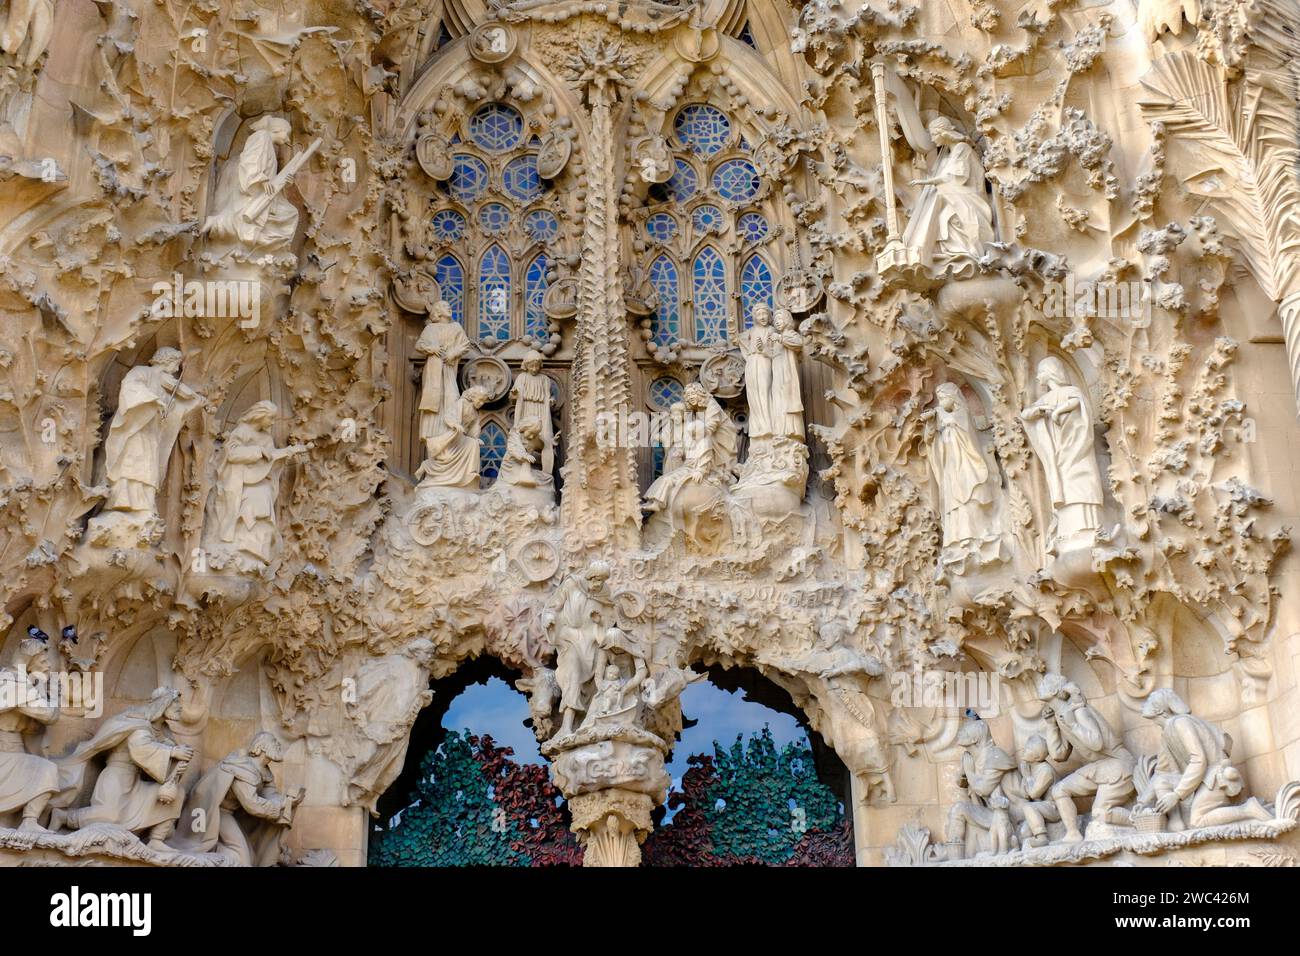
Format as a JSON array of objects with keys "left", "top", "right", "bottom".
[{"left": 1139, "top": 50, "right": 1300, "bottom": 303}]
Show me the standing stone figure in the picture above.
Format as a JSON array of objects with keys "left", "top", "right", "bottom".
[
  {"left": 1020, "top": 358, "right": 1105, "bottom": 553},
  {"left": 740, "top": 305, "right": 778, "bottom": 440},
  {"left": 1037, "top": 673, "right": 1135, "bottom": 842},
  {"left": 171, "top": 731, "right": 305, "bottom": 865},
  {"left": 0, "top": 633, "right": 59, "bottom": 832},
  {"left": 510, "top": 349, "right": 554, "bottom": 476},
  {"left": 103, "top": 348, "right": 204, "bottom": 519},
  {"left": 925, "top": 383, "right": 995, "bottom": 560},
  {"left": 944, "top": 716, "right": 1017, "bottom": 858},
  {"left": 1135, "top": 688, "right": 1271, "bottom": 828},
  {"left": 901, "top": 116, "right": 994, "bottom": 278},
  {"left": 547, "top": 561, "right": 619, "bottom": 737},
  {"left": 208, "top": 401, "right": 310, "bottom": 567},
  {"left": 50, "top": 687, "right": 194, "bottom": 850},
  {"left": 416, "top": 299, "right": 471, "bottom": 463},
  {"left": 202, "top": 116, "right": 305, "bottom": 254},
  {"left": 770, "top": 309, "right": 805, "bottom": 440}
]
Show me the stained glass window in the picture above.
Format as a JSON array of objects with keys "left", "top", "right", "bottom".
[
  {"left": 524, "top": 210, "right": 559, "bottom": 243},
  {"left": 737, "top": 212, "right": 769, "bottom": 243},
  {"left": 433, "top": 254, "right": 465, "bottom": 326},
  {"left": 648, "top": 256, "right": 679, "bottom": 346},
  {"left": 478, "top": 245, "right": 511, "bottom": 342},
  {"left": 651, "top": 159, "right": 698, "bottom": 203},
  {"left": 737, "top": 21, "right": 758, "bottom": 49},
  {"left": 691, "top": 204, "right": 724, "bottom": 235},
  {"left": 649, "top": 376, "right": 684, "bottom": 410},
  {"left": 646, "top": 213, "right": 678, "bottom": 244},
  {"left": 503, "top": 154, "right": 543, "bottom": 202},
  {"left": 430, "top": 209, "right": 466, "bottom": 243},
  {"left": 712, "top": 159, "right": 761, "bottom": 203},
  {"left": 480, "top": 421, "right": 507, "bottom": 484},
  {"left": 693, "top": 247, "right": 729, "bottom": 344},
  {"left": 478, "top": 203, "right": 510, "bottom": 234},
  {"left": 740, "top": 254, "right": 774, "bottom": 330},
  {"left": 674, "top": 105, "right": 732, "bottom": 157},
  {"left": 469, "top": 104, "right": 524, "bottom": 153},
  {"left": 444, "top": 155, "right": 488, "bottom": 203},
  {"left": 524, "top": 253, "right": 549, "bottom": 341}
]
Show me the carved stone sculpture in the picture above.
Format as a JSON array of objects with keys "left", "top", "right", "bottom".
[
  {"left": 206, "top": 401, "right": 310, "bottom": 570},
  {"left": 1, "top": 0, "right": 51, "bottom": 66},
  {"left": 170, "top": 731, "right": 304, "bottom": 865},
  {"left": 901, "top": 117, "right": 994, "bottom": 279},
  {"left": 1020, "top": 359, "right": 1105, "bottom": 554},
  {"left": 416, "top": 298, "right": 472, "bottom": 463},
  {"left": 925, "top": 382, "right": 1000, "bottom": 569},
  {"left": 415, "top": 386, "right": 489, "bottom": 488},
  {"left": 770, "top": 309, "right": 805, "bottom": 440},
  {"left": 0, "top": 633, "right": 59, "bottom": 832},
  {"left": 50, "top": 688, "right": 193, "bottom": 850},
  {"left": 510, "top": 349, "right": 554, "bottom": 477},
  {"left": 643, "top": 383, "right": 738, "bottom": 546},
  {"left": 740, "top": 304, "right": 778, "bottom": 440},
  {"left": 944, "top": 716, "right": 1017, "bottom": 859},
  {"left": 546, "top": 562, "right": 619, "bottom": 738}
]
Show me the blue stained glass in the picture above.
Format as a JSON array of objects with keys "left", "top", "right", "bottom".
[
  {"left": 503, "top": 154, "right": 543, "bottom": 201},
  {"left": 477, "top": 244, "right": 511, "bottom": 342},
  {"left": 737, "top": 21, "right": 758, "bottom": 49},
  {"left": 524, "top": 209, "right": 559, "bottom": 243},
  {"left": 651, "top": 159, "right": 698, "bottom": 203},
  {"left": 480, "top": 420, "right": 507, "bottom": 483},
  {"left": 737, "top": 212, "right": 769, "bottom": 243},
  {"left": 645, "top": 213, "right": 678, "bottom": 243},
  {"left": 740, "top": 254, "right": 774, "bottom": 330},
  {"left": 444, "top": 154, "right": 488, "bottom": 203},
  {"left": 648, "top": 256, "right": 679, "bottom": 346},
  {"left": 674, "top": 105, "right": 732, "bottom": 157},
  {"left": 469, "top": 104, "right": 524, "bottom": 152},
  {"left": 433, "top": 254, "right": 465, "bottom": 327},
  {"left": 478, "top": 202, "right": 510, "bottom": 234},
  {"left": 692, "top": 204, "right": 724, "bottom": 235},
  {"left": 525, "top": 253, "right": 549, "bottom": 340},
  {"left": 430, "top": 209, "right": 466, "bottom": 242},
  {"left": 693, "top": 247, "right": 729, "bottom": 344},
  {"left": 649, "top": 376, "right": 684, "bottom": 410},
  {"left": 712, "top": 159, "right": 761, "bottom": 203}
]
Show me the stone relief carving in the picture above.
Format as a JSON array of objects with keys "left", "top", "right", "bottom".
[{"left": 0, "top": 0, "right": 1297, "bottom": 871}]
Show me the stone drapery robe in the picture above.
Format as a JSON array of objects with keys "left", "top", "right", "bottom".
[
  {"left": 510, "top": 370, "right": 554, "bottom": 475},
  {"left": 171, "top": 753, "right": 292, "bottom": 865},
  {"left": 203, "top": 128, "right": 299, "bottom": 251},
  {"left": 416, "top": 319, "right": 471, "bottom": 446},
  {"left": 211, "top": 422, "right": 287, "bottom": 564},
  {"left": 902, "top": 141, "right": 994, "bottom": 277},
  {"left": 104, "top": 366, "right": 198, "bottom": 514}
]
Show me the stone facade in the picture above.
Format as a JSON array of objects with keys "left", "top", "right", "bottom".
[{"left": 0, "top": 0, "right": 1299, "bottom": 868}]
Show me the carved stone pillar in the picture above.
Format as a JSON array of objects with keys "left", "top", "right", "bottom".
[{"left": 568, "top": 789, "right": 654, "bottom": 868}]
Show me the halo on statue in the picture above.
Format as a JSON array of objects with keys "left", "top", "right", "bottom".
[
  {"left": 459, "top": 354, "right": 512, "bottom": 402},
  {"left": 469, "top": 23, "right": 516, "bottom": 63}
]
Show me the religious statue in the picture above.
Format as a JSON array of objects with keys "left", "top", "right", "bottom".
[
  {"left": 1, "top": 0, "right": 52, "bottom": 66},
  {"left": 740, "top": 305, "right": 778, "bottom": 440},
  {"left": 924, "top": 383, "right": 999, "bottom": 566},
  {"left": 170, "top": 731, "right": 304, "bottom": 865},
  {"left": 102, "top": 347, "right": 204, "bottom": 521},
  {"left": 343, "top": 639, "right": 437, "bottom": 815},
  {"left": 901, "top": 116, "right": 994, "bottom": 278},
  {"left": 771, "top": 309, "right": 805, "bottom": 440},
  {"left": 943, "top": 716, "right": 1017, "bottom": 859},
  {"left": 579, "top": 663, "right": 644, "bottom": 732},
  {"left": 49, "top": 687, "right": 194, "bottom": 850},
  {"left": 1000, "top": 735, "right": 1060, "bottom": 848},
  {"left": 1133, "top": 689, "right": 1271, "bottom": 829},
  {"left": 202, "top": 117, "right": 319, "bottom": 255},
  {"left": 415, "top": 386, "right": 489, "bottom": 487},
  {"left": 496, "top": 420, "right": 555, "bottom": 502},
  {"left": 510, "top": 349, "right": 554, "bottom": 476},
  {"left": 207, "top": 401, "right": 311, "bottom": 569},
  {"left": 0, "top": 632, "right": 59, "bottom": 832},
  {"left": 637, "top": 136, "right": 673, "bottom": 184},
  {"left": 1036, "top": 673, "right": 1135, "bottom": 842},
  {"left": 1020, "top": 358, "right": 1105, "bottom": 553},
  {"left": 546, "top": 561, "right": 621, "bottom": 737},
  {"left": 416, "top": 298, "right": 472, "bottom": 463}
]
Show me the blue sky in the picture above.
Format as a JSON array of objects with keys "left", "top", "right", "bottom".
[{"left": 441, "top": 677, "right": 809, "bottom": 795}]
